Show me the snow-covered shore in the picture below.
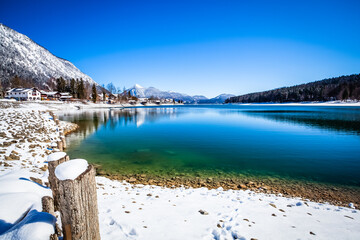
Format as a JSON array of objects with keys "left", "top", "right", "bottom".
[
  {"left": 0, "top": 104, "right": 64, "bottom": 239},
  {"left": 1, "top": 102, "right": 360, "bottom": 240},
  {"left": 2, "top": 98, "right": 360, "bottom": 111},
  {"left": 0, "top": 99, "right": 182, "bottom": 110}
]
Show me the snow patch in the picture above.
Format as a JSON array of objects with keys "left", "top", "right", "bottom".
[
  {"left": 55, "top": 159, "right": 89, "bottom": 181},
  {"left": 47, "top": 152, "right": 67, "bottom": 162}
]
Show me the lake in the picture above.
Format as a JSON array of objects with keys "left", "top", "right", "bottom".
[{"left": 58, "top": 105, "right": 360, "bottom": 188}]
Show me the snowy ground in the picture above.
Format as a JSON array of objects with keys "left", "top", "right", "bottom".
[
  {"left": 96, "top": 177, "right": 360, "bottom": 240},
  {"left": 0, "top": 105, "right": 62, "bottom": 239},
  {"left": 0, "top": 101, "right": 360, "bottom": 240}
]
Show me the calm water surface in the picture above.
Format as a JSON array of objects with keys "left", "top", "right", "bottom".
[{"left": 58, "top": 105, "right": 360, "bottom": 187}]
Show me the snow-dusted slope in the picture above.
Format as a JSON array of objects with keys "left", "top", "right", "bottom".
[{"left": 0, "top": 23, "right": 97, "bottom": 87}]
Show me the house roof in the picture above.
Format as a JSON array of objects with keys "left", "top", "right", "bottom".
[
  {"left": 59, "top": 95, "right": 72, "bottom": 99},
  {"left": 41, "top": 91, "right": 59, "bottom": 95},
  {"left": 7, "top": 88, "right": 38, "bottom": 93}
]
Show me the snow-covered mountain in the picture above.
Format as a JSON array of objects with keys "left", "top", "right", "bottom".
[
  {"left": 197, "top": 93, "right": 235, "bottom": 104},
  {"left": 126, "top": 84, "right": 233, "bottom": 103},
  {"left": 0, "top": 23, "right": 98, "bottom": 88},
  {"left": 128, "top": 84, "right": 146, "bottom": 98}
]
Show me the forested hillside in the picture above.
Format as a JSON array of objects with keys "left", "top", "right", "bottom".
[{"left": 226, "top": 74, "right": 360, "bottom": 103}]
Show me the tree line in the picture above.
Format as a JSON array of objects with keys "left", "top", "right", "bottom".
[
  {"left": 0, "top": 75, "right": 100, "bottom": 101},
  {"left": 226, "top": 74, "right": 360, "bottom": 103},
  {"left": 55, "top": 77, "right": 86, "bottom": 99}
]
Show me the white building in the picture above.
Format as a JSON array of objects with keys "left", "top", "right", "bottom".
[
  {"left": 6, "top": 88, "right": 41, "bottom": 101},
  {"left": 59, "top": 92, "right": 72, "bottom": 101},
  {"left": 40, "top": 90, "right": 60, "bottom": 100}
]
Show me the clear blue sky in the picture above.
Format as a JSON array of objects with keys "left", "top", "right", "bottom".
[{"left": 1, "top": 0, "right": 360, "bottom": 97}]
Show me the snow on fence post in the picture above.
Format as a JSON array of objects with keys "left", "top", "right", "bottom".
[
  {"left": 55, "top": 159, "right": 100, "bottom": 240},
  {"left": 47, "top": 152, "right": 69, "bottom": 210}
]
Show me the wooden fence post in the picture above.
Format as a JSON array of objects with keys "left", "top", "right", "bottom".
[
  {"left": 42, "top": 196, "right": 55, "bottom": 216},
  {"left": 47, "top": 152, "right": 69, "bottom": 210},
  {"left": 57, "top": 140, "right": 64, "bottom": 151},
  {"left": 60, "top": 134, "right": 67, "bottom": 149},
  {"left": 42, "top": 196, "right": 60, "bottom": 239},
  {"left": 55, "top": 159, "right": 100, "bottom": 240}
]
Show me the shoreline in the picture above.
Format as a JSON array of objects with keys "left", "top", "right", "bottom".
[
  {"left": 56, "top": 99, "right": 359, "bottom": 209},
  {"left": 2, "top": 98, "right": 360, "bottom": 110},
  {"left": 96, "top": 170, "right": 360, "bottom": 209},
  {"left": 1, "top": 101, "right": 360, "bottom": 239},
  {"left": 2, "top": 100, "right": 357, "bottom": 208}
]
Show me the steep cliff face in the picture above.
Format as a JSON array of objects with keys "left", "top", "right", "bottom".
[{"left": 0, "top": 23, "right": 97, "bottom": 88}]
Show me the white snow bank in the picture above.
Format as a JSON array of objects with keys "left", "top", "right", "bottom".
[
  {"left": 47, "top": 152, "right": 67, "bottom": 162},
  {"left": 0, "top": 171, "right": 54, "bottom": 240},
  {"left": 0, "top": 193, "right": 41, "bottom": 227},
  {"left": 0, "top": 104, "right": 73, "bottom": 240},
  {"left": 0, "top": 172, "right": 50, "bottom": 196},
  {"left": 55, "top": 159, "right": 89, "bottom": 181},
  {"left": 0, "top": 210, "right": 56, "bottom": 240}
]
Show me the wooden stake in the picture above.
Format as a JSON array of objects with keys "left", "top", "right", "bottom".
[
  {"left": 57, "top": 140, "right": 64, "bottom": 151},
  {"left": 41, "top": 196, "right": 55, "bottom": 216},
  {"left": 48, "top": 152, "right": 68, "bottom": 211},
  {"left": 61, "top": 136, "right": 67, "bottom": 149},
  {"left": 57, "top": 164, "right": 100, "bottom": 240}
]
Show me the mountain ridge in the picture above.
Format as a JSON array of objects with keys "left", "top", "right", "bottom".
[{"left": 126, "top": 84, "right": 234, "bottom": 103}]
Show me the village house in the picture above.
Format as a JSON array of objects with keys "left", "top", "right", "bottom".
[
  {"left": 128, "top": 99, "right": 137, "bottom": 105},
  {"left": 40, "top": 91, "right": 61, "bottom": 100},
  {"left": 97, "top": 93, "right": 108, "bottom": 102},
  {"left": 107, "top": 94, "right": 117, "bottom": 104},
  {"left": 6, "top": 88, "right": 41, "bottom": 101},
  {"left": 59, "top": 92, "right": 73, "bottom": 101}
]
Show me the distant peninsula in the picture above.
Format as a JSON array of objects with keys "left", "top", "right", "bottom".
[{"left": 226, "top": 74, "right": 360, "bottom": 103}]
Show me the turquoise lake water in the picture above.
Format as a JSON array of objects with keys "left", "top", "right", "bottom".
[{"left": 58, "top": 105, "right": 360, "bottom": 187}]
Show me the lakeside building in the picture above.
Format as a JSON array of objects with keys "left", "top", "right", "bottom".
[
  {"left": 6, "top": 88, "right": 41, "bottom": 101},
  {"left": 40, "top": 91, "right": 73, "bottom": 101},
  {"left": 59, "top": 92, "right": 72, "bottom": 101},
  {"left": 40, "top": 91, "right": 61, "bottom": 100}
]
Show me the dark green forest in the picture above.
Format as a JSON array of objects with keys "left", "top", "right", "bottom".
[{"left": 226, "top": 74, "right": 360, "bottom": 103}]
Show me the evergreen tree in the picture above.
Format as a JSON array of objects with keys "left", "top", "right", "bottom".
[
  {"left": 11, "top": 75, "right": 21, "bottom": 88},
  {"left": 56, "top": 77, "right": 66, "bottom": 92},
  {"left": 77, "top": 78, "right": 85, "bottom": 99},
  {"left": 92, "top": 84, "right": 97, "bottom": 103},
  {"left": 70, "top": 78, "right": 76, "bottom": 95},
  {"left": 75, "top": 79, "right": 80, "bottom": 98}
]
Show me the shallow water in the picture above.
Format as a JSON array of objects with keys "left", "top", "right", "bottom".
[{"left": 58, "top": 105, "right": 360, "bottom": 187}]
